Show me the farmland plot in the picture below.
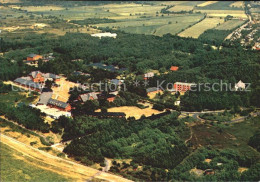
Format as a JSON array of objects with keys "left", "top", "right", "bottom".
[
  {"left": 194, "top": 9, "right": 247, "bottom": 18},
  {"left": 229, "top": 1, "right": 244, "bottom": 8},
  {"left": 96, "top": 14, "right": 204, "bottom": 36},
  {"left": 197, "top": 1, "right": 218, "bottom": 7},
  {"left": 215, "top": 19, "right": 246, "bottom": 30},
  {"left": 178, "top": 17, "right": 224, "bottom": 38},
  {"left": 168, "top": 5, "right": 194, "bottom": 12}
]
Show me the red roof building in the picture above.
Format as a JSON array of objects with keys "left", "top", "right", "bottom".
[
  {"left": 174, "top": 82, "right": 196, "bottom": 92},
  {"left": 170, "top": 66, "right": 179, "bottom": 71},
  {"left": 27, "top": 54, "right": 43, "bottom": 61}
]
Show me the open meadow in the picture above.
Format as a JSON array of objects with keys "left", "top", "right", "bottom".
[
  {"left": 194, "top": 9, "right": 247, "bottom": 18},
  {"left": 178, "top": 17, "right": 224, "bottom": 38},
  {"left": 197, "top": 1, "right": 218, "bottom": 7},
  {"left": 215, "top": 19, "right": 246, "bottom": 30},
  {"left": 96, "top": 14, "right": 204, "bottom": 36}
]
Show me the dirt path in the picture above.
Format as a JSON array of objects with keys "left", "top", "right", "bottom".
[
  {"left": 103, "top": 158, "right": 112, "bottom": 172},
  {"left": 0, "top": 134, "right": 132, "bottom": 182}
]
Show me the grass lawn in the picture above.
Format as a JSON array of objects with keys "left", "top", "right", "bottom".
[
  {"left": 0, "top": 92, "right": 37, "bottom": 106},
  {"left": 0, "top": 142, "right": 70, "bottom": 182},
  {"left": 0, "top": 89, "right": 38, "bottom": 107}
]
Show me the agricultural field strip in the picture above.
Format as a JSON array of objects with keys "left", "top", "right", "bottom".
[
  {"left": 215, "top": 19, "right": 246, "bottom": 30},
  {"left": 193, "top": 9, "right": 247, "bottom": 18},
  {"left": 95, "top": 14, "right": 204, "bottom": 36},
  {"left": 178, "top": 17, "right": 224, "bottom": 38}
]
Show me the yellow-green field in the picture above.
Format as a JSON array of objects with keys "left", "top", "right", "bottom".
[
  {"left": 179, "top": 17, "right": 224, "bottom": 38},
  {"left": 229, "top": 1, "right": 244, "bottom": 8},
  {"left": 168, "top": 5, "right": 194, "bottom": 12},
  {"left": 0, "top": 142, "right": 70, "bottom": 182},
  {"left": 215, "top": 19, "right": 246, "bottom": 30},
  {"left": 197, "top": 1, "right": 218, "bottom": 7},
  {"left": 15, "top": 5, "right": 65, "bottom": 12},
  {"left": 194, "top": 9, "right": 247, "bottom": 18}
]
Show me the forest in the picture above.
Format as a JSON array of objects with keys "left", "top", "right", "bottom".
[{"left": 1, "top": 31, "right": 259, "bottom": 111}]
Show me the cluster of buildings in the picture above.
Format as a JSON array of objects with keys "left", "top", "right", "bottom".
[
  {"left": 78, "top": 91, "right": 118, "bottom": 103},
  {"left": 37, "top": 88, "right": 72, "bottom": 112},
  {"left": 14, "top": 71, "right": 60, "bottom": 92},
  {"left": 14, "top": 71, "right": 72, "bottom": 115}
]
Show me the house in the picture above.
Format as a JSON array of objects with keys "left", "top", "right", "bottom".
[
  {"left": 27, "top": 54, "right": 42, "bottom": 61},
  {"left": 235, "top": 80, "right": 246, "bottom": 91},
  {"left": 107, "top": 94, "right": 116, "bottom": 102},
  {"left": 14, "top": 77, "right": 42, "bottom": 92},
  {"left": 174, "top": 82, "right": 196, "bottom": 92},
  {"left": 170, "top": 66, "right": 179, "bottom": 71},
  {"left": 88, "top": 112, "right": 126, "bottom": 118},
  {"left": 91, "top": 32, "right": 117, "bottom": 39},
  {"left": 146, "top": 87, "right": 162, "bottom": 98},
  {"left": 144, "top": 72, "right": 154, "bottom": 80},
  {"left": 79, "top": 92, "right": 98, "bottom": 102},
  {"left": 43, "top": 73, "right": 60, "bottom": 81},
  {"left": 29, "top": 71, "right": 60, "bottom": 82},
  {"left": 37, "top": 88, "right": 53, "bottom": 105},
  {"left": 29, "top": 71, "right": 45, "bottom": 83},
  {"left": 42, "top": 53, "right": 55, "bottom": 62},
  {"left": 47, "top": 98, "right": 71, "bottom": 112},
  {"left": 174, "top": 100, "right": 180, "bottom": 106},
  {"left": 204, "top": 169, "right": 215, "bottom": 175}
]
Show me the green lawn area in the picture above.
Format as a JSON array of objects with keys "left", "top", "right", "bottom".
[
  {"left": 0, "top": 89, "right": 38, "bottom": 107},
  {"left": 0, "top": 142, "right": 70, "bottom": 182}
]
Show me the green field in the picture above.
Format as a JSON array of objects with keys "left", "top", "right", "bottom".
[
  {"left": 0, "top": 142, "right": 69, "bottom": 182},
  {"left": 215, "top": 19, "right": 246, "bottom": 30},
  {"left": 96, "top": 14, "right": 204, "bottom": 36},
  {"left": 179, "top": 17, "right": 224, "bottom": 38},
  {"left": 195, "top": 1, "right": 244, "bottom": 10},
  {"left": 0, "top": 90, "right": 38, "bottom": 106}
]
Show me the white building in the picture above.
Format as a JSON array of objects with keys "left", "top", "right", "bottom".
[
  {"left": 235, "top": 80, "right": 246, "bottom": 91},
  {"left": 91, "top": 32, "right": 117, "bottom": 39}
]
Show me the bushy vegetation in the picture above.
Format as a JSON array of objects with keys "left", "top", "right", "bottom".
[
  {"left": 200, "top": 111, "right": 234, "bottom": 122},
  {"left": 0, "top": 103, "right": 49, "bottom": 132},
  {"left": 60, "top": 112, "right": 189, "bottom": 169},
  {"left": 70, "top": 18, "right": 116, "bottom": 26},
  {"left": 199, "top": 29, "right": 231, "bottom": 46}
]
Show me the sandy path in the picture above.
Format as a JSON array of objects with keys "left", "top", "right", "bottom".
[{"left": 0, "top": 134, "right": 132, "bottom": 182}]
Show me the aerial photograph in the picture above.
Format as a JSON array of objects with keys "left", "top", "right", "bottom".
[{"left": 0, "top": 0, "right": 259, "bottom": 181}]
